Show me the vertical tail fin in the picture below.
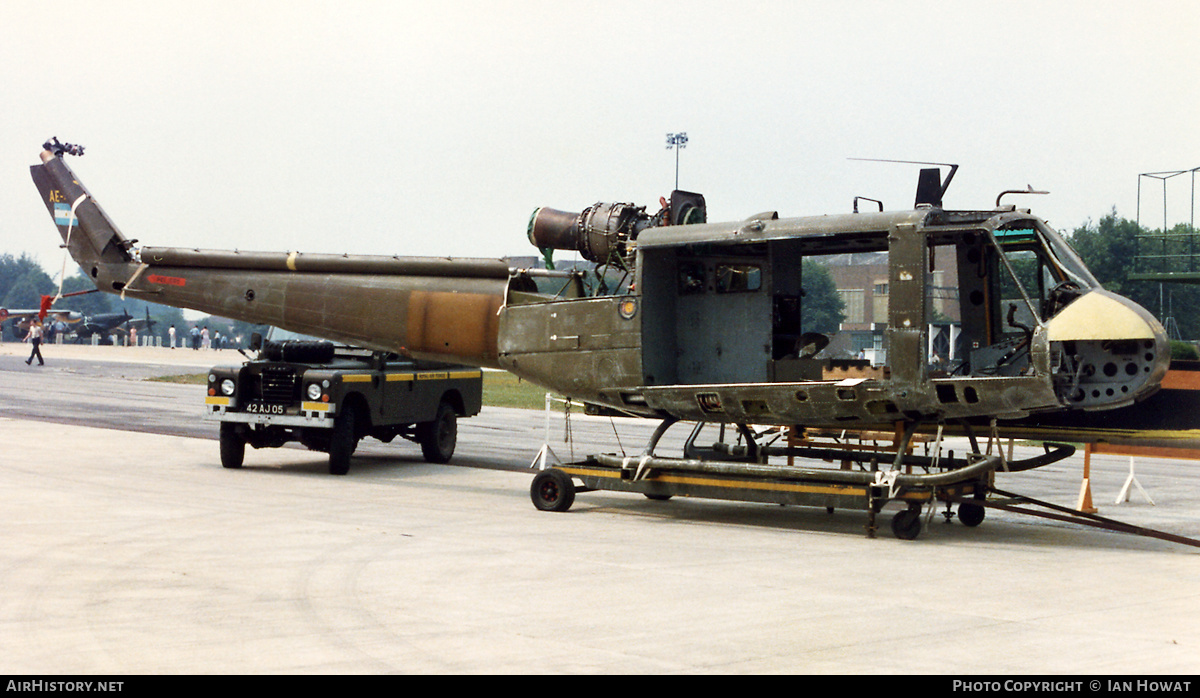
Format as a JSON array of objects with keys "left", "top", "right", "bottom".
[{"left": 30, "top": 143, "right": 135, "bottom": 275}]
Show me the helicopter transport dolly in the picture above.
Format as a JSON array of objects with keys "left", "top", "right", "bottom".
[{"left": 530, "top": 420, "right": 1083, "bottom": 540}]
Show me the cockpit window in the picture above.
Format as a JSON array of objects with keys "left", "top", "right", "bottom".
[
  {"left": 714, "top": 264, "right": 762, "bottom": 293},
  {"left": 996, "top": 247, "right": 1042, "bottom": 330},
  {"left": 1035, "top": 221, "right": 1099, "bottom": 289},
  {"left": 991, "top": 222, "right": 1098, "bottom": 328},
  {"left": 996, "top": 224, "right": 1097, "bottom": 287}
]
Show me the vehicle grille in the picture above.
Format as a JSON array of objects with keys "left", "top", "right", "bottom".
[{"left": 255, "top": 365, "right": 298, "bottom": 403}]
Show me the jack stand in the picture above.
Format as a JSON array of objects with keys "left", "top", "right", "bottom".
[
  {"left": 865, "top": 484, "right": 876, "bottom": 539},
  {"left": 1115, "top": 456, "right": 1155, "bottom": 506},
  {"left": 1077, "top": 444, "right": 1098, "bottom": 513},
  {"left": 529, "top": 443, "right": 563, "bottom": 471},
  {"left": 1077, "top": 479, "right": 1097, "bottom": 513},
  {"left": 533, "top": 392, "right": 575, "bottom": 467}
]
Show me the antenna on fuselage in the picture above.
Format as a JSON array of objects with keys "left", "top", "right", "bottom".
[{"left": 849, "top": 158, "right": 959, "bottom": 209}]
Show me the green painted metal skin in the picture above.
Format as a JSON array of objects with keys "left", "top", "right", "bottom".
[{"left": 31, "top": 146, "right": 1170, "bottom": 434}]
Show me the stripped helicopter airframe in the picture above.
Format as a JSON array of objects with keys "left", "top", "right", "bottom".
[{"left": 31, "top": 140, "right": 1173, "bottom": 539}]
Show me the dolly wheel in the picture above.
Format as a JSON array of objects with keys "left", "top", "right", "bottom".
[
  {"left": 958, "top": 501, "right": 986, "bottom": 527},
  {"left": 891, "top": 507, "right": 922, "bottom": 540},
  {"left": 531, "top": 469, "right": 575, "bottom": 512}
]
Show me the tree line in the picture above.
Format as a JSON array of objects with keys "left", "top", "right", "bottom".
[
  {"left": 0, "top": 253, "right": 268, "bottom": 345},
  {"left": 1068, "top": 212, "right": 1200, "bottom": 342}
]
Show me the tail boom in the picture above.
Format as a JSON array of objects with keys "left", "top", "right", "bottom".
[{"left": 31, "top": 147, "right": 507, "bottom": 367}]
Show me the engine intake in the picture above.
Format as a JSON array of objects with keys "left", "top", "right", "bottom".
[
  {"left": 528, "top": 202, "right": 649, "bottom": 263},
  {"left": 527, "top": 190, "right": 706, "bottom": 264}
]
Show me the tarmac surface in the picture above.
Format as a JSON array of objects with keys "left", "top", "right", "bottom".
[{"left": 1, "top": 341, "right": 1199, "bottom": 674}]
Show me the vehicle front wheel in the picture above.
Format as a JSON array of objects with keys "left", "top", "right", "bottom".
[
  {"left": 219, "top": 423, "right": 245, "bottom": 469},
  {"left": 328, "top": 404, "right": 360, "bottom": 475},
  {"left": 417, "top": 400, "right": 457, "bottom": 464}
]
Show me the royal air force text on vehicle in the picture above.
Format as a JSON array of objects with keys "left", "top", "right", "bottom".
[{"left": 951, "top": 680, "right": 1192, "bottom": 693}]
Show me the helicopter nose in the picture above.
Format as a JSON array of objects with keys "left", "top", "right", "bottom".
[{"left": 1046, "top": 289, "right": 1170, "bottom": 409}]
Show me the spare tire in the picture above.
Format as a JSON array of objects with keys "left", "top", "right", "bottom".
[{"left": 263, "top": 340, "right": 336, "bottom": 363}]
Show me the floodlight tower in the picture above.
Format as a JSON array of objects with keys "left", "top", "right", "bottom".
[{"left": 666, "top": 132, "right": 688, "bottom": 190}]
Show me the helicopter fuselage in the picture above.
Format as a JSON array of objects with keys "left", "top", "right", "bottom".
[{"left": 31, "top": 147, "right": 1169, "bottom": 431}]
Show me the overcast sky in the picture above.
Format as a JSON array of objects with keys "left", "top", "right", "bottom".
[{"left": 3, "top": 1, "right": 1197, "bottom": 277}]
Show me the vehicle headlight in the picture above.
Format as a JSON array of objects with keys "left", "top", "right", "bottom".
[
  {"left": 220, "top": 378, "right": 236, "bottom": 396},
  {"left": 306, "top": 383, "right": 323, "bottom": 400}
]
